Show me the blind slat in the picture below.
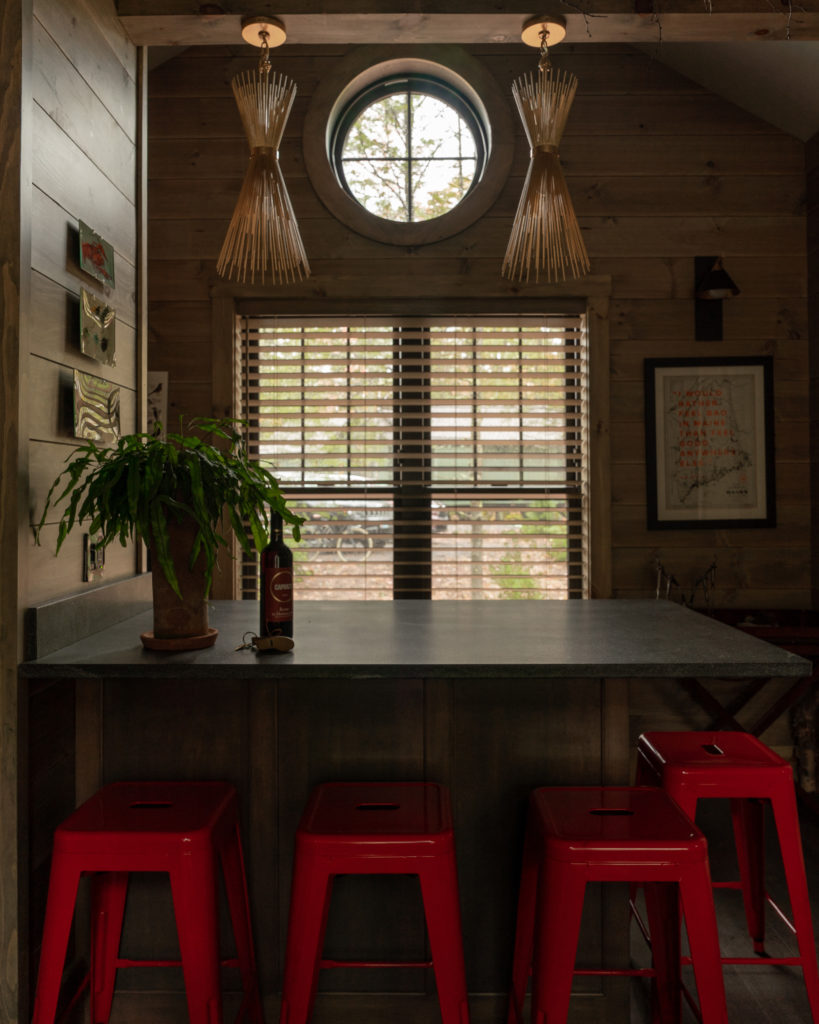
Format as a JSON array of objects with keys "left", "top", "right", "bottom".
[{"left": 241, "top": 315, "right": 588, "bottom": 602}]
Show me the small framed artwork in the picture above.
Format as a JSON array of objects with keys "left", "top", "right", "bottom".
[
  {"left": 78, "top": 220, "right": 115, "bottom": 286},
  {"left": 74, "top": 369, "right": 121, "bottom": 444},
  {"left": 79, "top": 288, "right": 116, "bottom": 366},
  {"left": 644, "top": 356, "right": 775, "bottom": 529}
]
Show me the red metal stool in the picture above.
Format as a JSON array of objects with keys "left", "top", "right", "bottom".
[
  {"left": 508, "top": 786, "right": 728, "bottom": 1024},
  {"left": 279, "top": 782, "right": 469, "bottom": 1024},
  {"left": 31, "top": 780, "right": 264, "bottom": 1024},
  {"left": 637, "top": 730, "right": 819, "bottom": 1021}
]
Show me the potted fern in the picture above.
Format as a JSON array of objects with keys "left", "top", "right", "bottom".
[{"left": 35, "top": 418, "right": 303, "bottom": 650}]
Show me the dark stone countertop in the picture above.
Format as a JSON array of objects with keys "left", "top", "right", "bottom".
[{"left": 19, "top": 599, "right": 812, "bottom": 681}]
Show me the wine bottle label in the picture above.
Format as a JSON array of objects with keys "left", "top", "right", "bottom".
[{"left": 264, "top": 567, "right": 293, "bottom": 621}]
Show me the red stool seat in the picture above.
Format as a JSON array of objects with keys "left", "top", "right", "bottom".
[
  {"left": 32, "top": 781, "right": 263, "bottom": 1024},
  {"left": 279, "top": 782, "right": 469, "bottom": 1024},
  {"left": 637, "top": 730, "right": 819, "bottom": 1021},
  {"left": 508, "top": 786, "right": 728, "bottom": 1024}
]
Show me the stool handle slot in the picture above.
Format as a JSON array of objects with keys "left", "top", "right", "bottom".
[
  {"left": 129, "top": 801, "right": 174, "bottom": 809},
  {"left": 355, "top": 803, "right": 400, "bottom": 811},
  {"left": 701, "top": 743, "right": 725, "bottom": 756},
  {"left": 589, "top": 808, "right": 634, "bottom": 816}
]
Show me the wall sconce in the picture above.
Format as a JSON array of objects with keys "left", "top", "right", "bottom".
[{"left": 694, "top": 256, "right": 739, "bottom": 341}]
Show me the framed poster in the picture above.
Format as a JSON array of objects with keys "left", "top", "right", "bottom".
[{"left": 644, "top": 357, "right": 775, "bottom": 529}]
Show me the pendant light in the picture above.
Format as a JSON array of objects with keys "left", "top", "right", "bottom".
[
  {"left": 502, "top": 16, "right": 590, "bottom": 284},
  {"left": 217, "top": 16, "right": 310, "bottom": 284}
]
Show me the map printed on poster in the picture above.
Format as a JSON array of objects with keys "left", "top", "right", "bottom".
[{"left": 645, "top": 358, "right": 775, "bottom": 529}]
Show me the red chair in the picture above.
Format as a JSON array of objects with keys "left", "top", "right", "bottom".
[
  {"left": 279, "top": 782, "right": 469, "bottom": 1024},
  {"left": 31, "top": 781, "right": 263, "bottom": 1024},
  {"left": 637, "top": 730, "right": 819, "bottom": 1021},
  {"left": 508, "top": 786, "right": 728, "bottom": 1024}
]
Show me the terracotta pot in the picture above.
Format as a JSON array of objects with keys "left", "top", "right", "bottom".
[{"left": 148, "top": 517, "right": 210, "bottom": 640}]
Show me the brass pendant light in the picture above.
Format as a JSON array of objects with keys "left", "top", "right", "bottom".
[
  {"left": 502, "top": 16, "right": 590, "bottom": 284},
  {"left": 217, "top": 16, "right": 310, "bottom": 285}
]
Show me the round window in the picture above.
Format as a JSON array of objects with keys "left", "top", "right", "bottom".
[
  {"left": 303, "top": 49, "right": 514, "bottom": 247},
  {"left": 331, "top": 75, "right": 487, "bottom": 223}
]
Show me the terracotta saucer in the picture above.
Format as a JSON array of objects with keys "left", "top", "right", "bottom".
[{"left": 140, "top": 627, "right": 218, "bottom": 652}]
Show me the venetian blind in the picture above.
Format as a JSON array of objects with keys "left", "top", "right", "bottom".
[{"left": 240, "top": 315, "right": 588, "bottom": 600}]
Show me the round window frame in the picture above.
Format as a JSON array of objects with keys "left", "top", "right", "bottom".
[
  {"left": 303, "top": 46, "right": 514, "bottom": 247},
  {"left": 331, "top": 73, "right": 488, "bottom": 224}
]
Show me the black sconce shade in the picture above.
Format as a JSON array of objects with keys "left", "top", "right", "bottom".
[{"left": 694, "top": 256, "right": 740, "bottom": 341}]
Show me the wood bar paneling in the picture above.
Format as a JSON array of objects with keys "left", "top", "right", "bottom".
[{"left": 806, "top": 128, "right": 819, "bottom": 606}]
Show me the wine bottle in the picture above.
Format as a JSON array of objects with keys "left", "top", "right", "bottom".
[{"left": 259, "top": 511, "right": 293, "bottom": 639}]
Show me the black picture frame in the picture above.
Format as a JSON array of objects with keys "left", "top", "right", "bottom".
[{"left": 644, "top": 356, "right": 776, "bottom": 529}]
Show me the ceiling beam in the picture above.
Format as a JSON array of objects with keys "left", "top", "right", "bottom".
[{"left": 116, "top": 5, "right": 819, "bottom": 46}]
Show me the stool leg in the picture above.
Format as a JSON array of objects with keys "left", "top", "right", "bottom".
[
  {"left": 644, "top": 881, "right": 681, "bottom": 1024},
  {"left": 89, "top": 871, "right": 129, "bottom": 1024},
  {"left": 279, "top": 855, "right": 333, "bottom": 1024},
  {"left": 31, "top": 855, "right": 82, "bottom": 1024},
  {"left": 730, "top": 797, "right": 766, "bottom": 952},
  {"left": 170, "top": 851, "right": 224, "bottom": 1024},
  {"left": 678, "top": 864, "right": 728, "bottom": 1024},
  {"left": 219, "top": 823, "right": 265, "bottom": 1024},
  {"left": 507, "top": 822, "right": 541, "bottom": 1024},
  {"left": 531, "top": 859, "right": 585, "bottom": 1024},
  {"left": 770, "top": 785, "right": 819, "bottom": 1023},
  {"left": 418, "top": 856, "right": 470, "bottom": 1024}
]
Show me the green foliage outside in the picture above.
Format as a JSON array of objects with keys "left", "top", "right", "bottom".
[{"left": 341, "top": 93, "right": 475, "bottom": 222}]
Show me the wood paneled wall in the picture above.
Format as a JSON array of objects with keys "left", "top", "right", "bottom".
[
  {"left": 26, "top": 0, "right": 140, "bottom": 605},
  {"left": 19, "top": 2, "right": 141, "bottom": 1020},
  {"left": 1, "top": 3, "right": 27, "bottom": 1017},
  {"left": 148, "top": 42, "right": 810, "bottom": 608},
  {"left": 807, "top": 129, "right": 819, "bottom": 610}
]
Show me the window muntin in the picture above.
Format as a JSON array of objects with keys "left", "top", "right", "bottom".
[
  {"left": 332, "top": 76, "right": 486, "bottom": 223},
  {"left": 241, "top": 317, "right": 588, "bottom": 601}
]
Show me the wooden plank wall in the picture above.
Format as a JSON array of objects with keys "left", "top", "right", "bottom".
[
  {"left": 148, "top": 42, "right": 810, "bottom": 608},
  {"left": 1, "top": 3, "right": 26, "bottom": 1018},
  {"left": 807, "top": 128, "right": 819, "bottom": 610},
  {"left": 26, "top": 0, "right": 139, "bottom": 605},
  {"left": 22, "top": 1, "right": 140, "bottom": 1018}
]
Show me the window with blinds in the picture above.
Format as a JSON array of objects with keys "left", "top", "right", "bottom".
[{"left": 240, "top": 315, "right": 588, "bottom": 601}]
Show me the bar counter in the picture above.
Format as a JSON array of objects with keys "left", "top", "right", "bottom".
[
  {"left": 22, "top": 598, "right": 811, "bottom": 679},
  {"left": 20, "top": 600, "right": 811, "bottom": 1023}
]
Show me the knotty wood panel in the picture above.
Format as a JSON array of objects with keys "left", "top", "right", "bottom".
[
  {"left": 33, "top": 20, "right": 136, "bottom": 194},
  {"left": 806, "top": 129, "right": 819, "bottom": 607},
  {"left": 149, "top": 173, "right": 806, "bottom": 222},
  {"left": 100, "top": 677, "right": 250, "bottom": 994},
  {"left": 32, "top": 104, "right": 136, "bottom": 258},
  {"left": 276, "top": 677, "right": 426, "bottom": 995},
  {"left": 33, "top": 0, "right": 136, "bottom": 124},
  {"left": 148, "top": 41, "right": 811, "bottom": 610},
  {"left": 450, "top": 676, "right": 604, "bottom": 993}
]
